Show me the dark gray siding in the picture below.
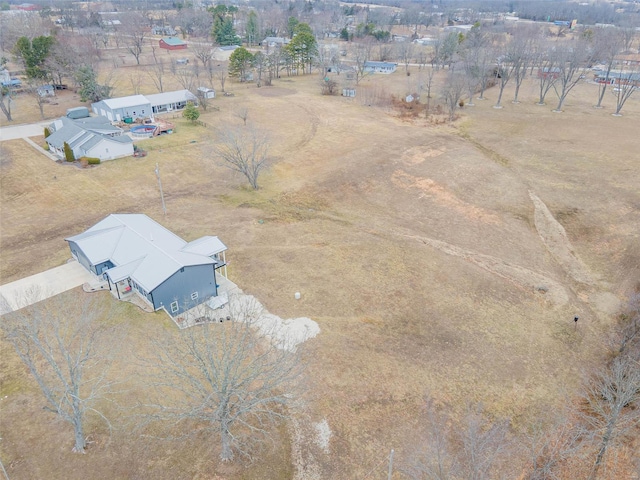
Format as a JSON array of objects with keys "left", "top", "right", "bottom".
[
  {"left": 150, "top": 264, "right": 217, "bottom": 315},
  {"left": 68, "top": 240, "right": 94, "bottom": 274},
  {"left": 95, "top": 261, "right": 114, "bottom": 275}
]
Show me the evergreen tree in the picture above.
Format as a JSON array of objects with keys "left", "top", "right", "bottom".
[
  {"left": 63, "top": 141, "right": 75, "bottom": 162},
  {"left": 285, "top": 23, "right": 317, "bottom": 75},
  {"left": 229, "top": 47, "right": 254, "bottom": 81},
  {"left": 14, "top": 36, "right": 54, "bottom": 79},
  {"left": 245, "top": 10, "right": 259, "bottom": 46},
  {"left": 75, "top": 65, "right": 112, "bottom": 102},
  {"left": 182, "top": 102, "right": 200, "bottom": 123},
  {"left": 210, "top": 5, "right": 239, "bottom": 46}
]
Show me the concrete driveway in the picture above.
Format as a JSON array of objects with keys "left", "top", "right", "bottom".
[
  {"left": 0, "top": 120, "right": 52, "bottom": 142},
  {"left": 0, "top": 260, "right": 96, "bottom": 315}
]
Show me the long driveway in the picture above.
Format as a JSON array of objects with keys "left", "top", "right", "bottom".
[
  {"left": 0, "top": 261, "right": 96, "bottom": 315},
  {"left": 0, "top": 120, "right": 52, "bottom": 142}
]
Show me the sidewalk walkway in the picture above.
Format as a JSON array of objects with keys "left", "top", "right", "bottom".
[{"left": 23, "top": 137, "right": 59, "bottom": 161}]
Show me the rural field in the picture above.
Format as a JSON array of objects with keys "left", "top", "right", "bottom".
[{"left": 1, "top": 59, "right": 639, "bottom": 478}]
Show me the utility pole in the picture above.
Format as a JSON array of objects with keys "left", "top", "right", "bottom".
[
  {"left": 388, "top": 449, "right": 394, "bottom": 480},
  {"left": 155, "top": 163, "right": 166, "bottom": 216}
]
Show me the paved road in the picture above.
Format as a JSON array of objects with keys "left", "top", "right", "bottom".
[
  {"left": 0, "top": 120, "right": 52, "bottom": 142},
  {"left": 0, "top": 260, "right": 96, "bottom": 315}
]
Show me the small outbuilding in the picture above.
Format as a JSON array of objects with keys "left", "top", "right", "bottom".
[
  {"left": 37, "top": 85, "right": 55, "bottom": 97},
  {"left": 160, "top": 37, "right": 187, "bottom": 50},
  {"left": 197, "top": 87, "right": 216, "bottom": 99}
]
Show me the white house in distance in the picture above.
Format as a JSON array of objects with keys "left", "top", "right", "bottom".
[
  {"left": 46, "top": 116, "right": 133, "bottom": 161},
  {"left": 363, "top": 61, "right": 397, "bottom": 74},
  {"left": 92, "top": 90, "right": 199, "bottom": 120}
]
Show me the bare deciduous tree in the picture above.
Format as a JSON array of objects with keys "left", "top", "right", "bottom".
[
  {"left": 611, "top": 67, "right": 639, "bottom": 117},
  {"left": 173, "top": 65, "right": 198, "bottom": 92},
  {"left": 592, "top": 29, "right": 624, "bottom": 109},
  {"left": 523, "top": 414, "right": 584, "bottom": 480},
  {"left": 121, "top": 13, "right": 149, "bottom": 65},
  {"left": 403, "top": 399, "right": 509, "bottom": 480},
  {"left": 1, "top": 292, "right": 123, "bottom": 453},
  {"left": 441, "top": 71, "right": 466, "bottom": 121},
  {"left": 457, "top": 405, "right": 510, "bottom": 480},
  {"left": 402, "top": 398, "right": 456, "bottom": 480},
  {"left": 234, "top": 107, "right": 249, "bottom": 126},
  {"left": 141, "top": 296, "right": 303, "bottom": 461},
  {"left": 211, "top": 127, "right": 270, "bottom": 189},
  {"left": 509, "top": 27, "right": 537, "bottom": 104},
  {"left": 551, "top": 42, "right": 592, "bottom": 112},
  {"left": 418, "top": 66, "right": 436, "bottom": 117},
  {"left": 536, "top": 46, "right": 559, "bottom": 106},
  {"left": 1, "top": 85, "right": 15, "bottom": 121},
  {"left": 397, "top": 41, "right": 414, "bottom": 73},
  {"left": 24, "top": 80, "right": 49, "bottom": 119},
  {"left": 147, "top": 58, "right": 166, "bottom": 93},
  {"left": 212, "top": 63, "right": 228, "bottom": 92},
  {"left": 192, "top": 42, "right": 213, "bottom": 72},
  {"left": 353, "top": 42, "right": 373, "bottom": 85},
  {"left": 582, "top": 354, "right": 640, "bottom": 480}
]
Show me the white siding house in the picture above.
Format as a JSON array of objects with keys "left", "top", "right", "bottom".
[
  {"left": 363, "top": 61, "right": 397, "bottom": 74},
  {"left": 147, "top": 90, "right": 198, "bottom": 114},
  {"left": 46, "top": 116, "right": 133, "bottom": 161}
]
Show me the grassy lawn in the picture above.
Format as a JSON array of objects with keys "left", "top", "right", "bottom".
[{"left": 1, "top": 64, "right": 638, "bottom": 478}]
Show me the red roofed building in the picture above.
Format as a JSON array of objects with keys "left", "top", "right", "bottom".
[
  {"left": 159, "top": 37, "right": 187, "bottom": 50},
  {"left": 15, "top": 3, "right": 41, "bottom": 10}
]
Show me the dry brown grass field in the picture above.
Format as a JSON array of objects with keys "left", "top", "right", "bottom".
[{"left": 1, "top": 56, "right": 639, "bottom": 479}]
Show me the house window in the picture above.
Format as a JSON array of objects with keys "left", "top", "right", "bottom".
[
  {"left": 170, "top": 301, "right": 179, "bottom": 313},
  {"left": 191, "top": 292, "right": 198, "bottom": 301},
  {"left": 180, "top": 267, "right": 185, "bottom": 273}
]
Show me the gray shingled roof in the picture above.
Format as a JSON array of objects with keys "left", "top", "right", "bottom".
[
  {"left": 66, "top": 214, "right": 226, "bottom": 292},
  {"left": 46, "top": 117, "right": 84, "bottom": 148},
  {"left": 47, "top": 116, "right": 131, "bottom": 151}
]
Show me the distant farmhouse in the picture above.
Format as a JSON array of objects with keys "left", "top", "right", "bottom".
[
  {"left": 46, "top": 116, "right": 133, "bottom": 161},
  {"left": 594, "top": 70, "right": 640, "bottom": 87},
  {"left": 159, "top": 37, "right": 187, "bottom": 50},
  {"left": 91, "top": 90, "right": 198, "bottom": 121},
  {"left": 261, "top": 36, "right": 290, "bottom": 48},
  {"left": 152, "top": 26, "right": 177, "bottom": 36},
  {"left": 66, "top": 214, "right": 228, "bottom": 318},
  {"left": 538, "top": 67, "right": 561, "bottom": 79},
  {"left": 212, "top": 45, "right": 240, "bottom": 61},
  {"left": 13, "top": 3, "right": 40, "bottom": 10},
  {"left": 364, "top": 61, "right": 397, "bottom": 74}
]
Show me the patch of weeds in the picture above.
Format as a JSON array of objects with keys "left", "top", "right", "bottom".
[
  {"left": 551, "top": 320, "right": 584, "bottom": 347},
  {"left": 457, "top": 129, "right": 510, "bottom": 167},
  {"left": 221, "top": 188, "right": 340, "bottom": 224}
]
